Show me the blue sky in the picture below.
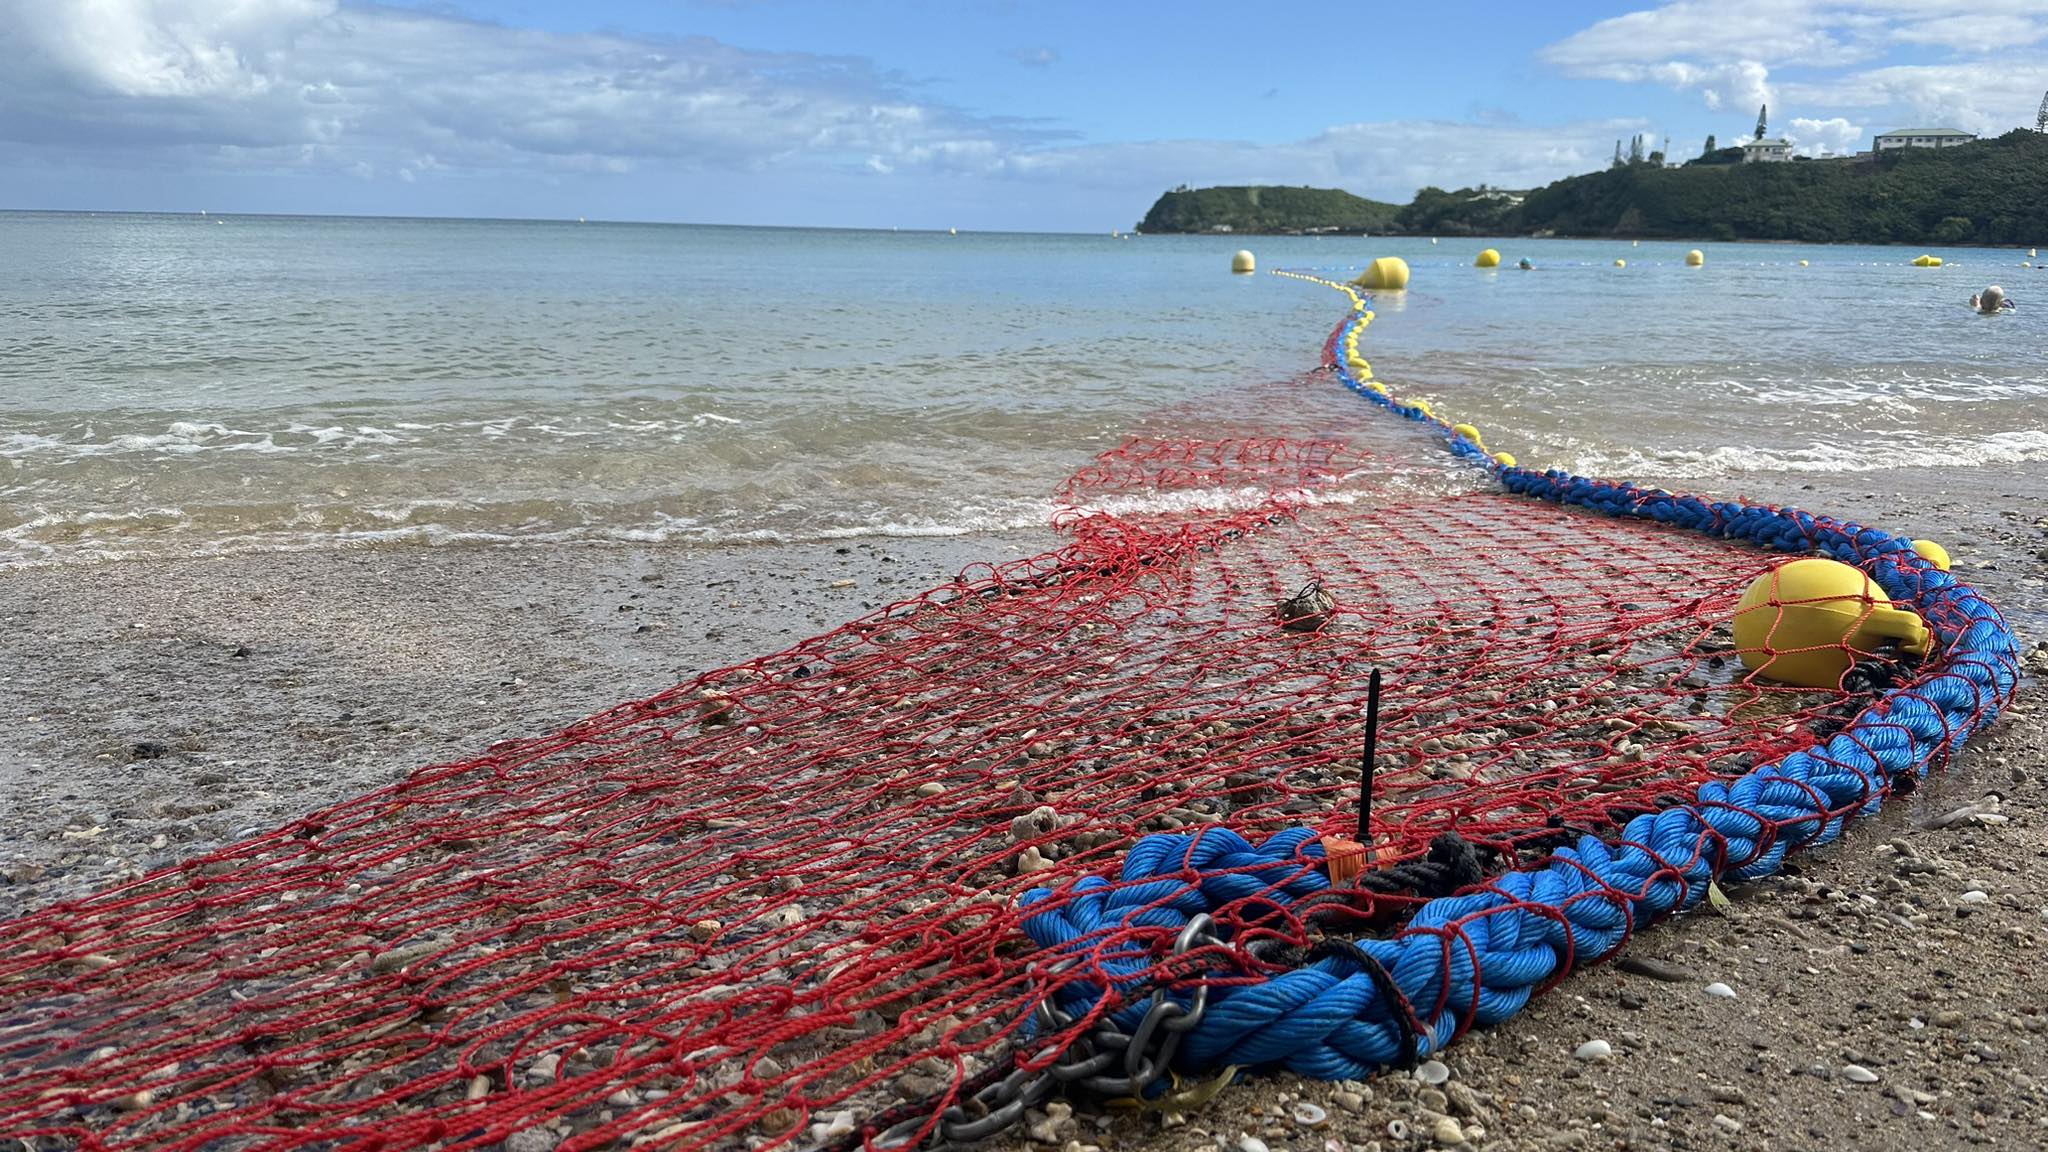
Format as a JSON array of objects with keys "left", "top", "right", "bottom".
[{"left": 3, "top": 0, "right": 2045, "bottom": 230}]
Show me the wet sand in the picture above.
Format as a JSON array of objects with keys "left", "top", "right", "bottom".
[{"left": 1, "top": 468, "right": 2041, "bottom": 1150}]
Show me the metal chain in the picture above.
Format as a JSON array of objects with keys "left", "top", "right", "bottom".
[{"left": 866, "top": 914, "right": 1225, "bottom": 1151}]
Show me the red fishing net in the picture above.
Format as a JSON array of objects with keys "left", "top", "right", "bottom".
[{"left": 3, "top": 371, "right": 1891, "bottom": 1152}]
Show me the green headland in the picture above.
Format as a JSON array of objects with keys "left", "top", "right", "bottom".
[{"left": 1138, "top": 129, "right": 2048, "bottom": 245}]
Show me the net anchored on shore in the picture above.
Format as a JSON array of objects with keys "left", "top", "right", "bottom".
[{"left": 0, "top": 280, "right": 2020, "bottom": 1152}]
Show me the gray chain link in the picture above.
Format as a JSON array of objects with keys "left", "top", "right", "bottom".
[{"left": 868, "top": 913, "right": 1227, "bottom": 1151}]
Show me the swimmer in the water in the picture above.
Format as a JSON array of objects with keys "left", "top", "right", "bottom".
[{"left": 1969, "top": 285, "right": 2015, "bottom": 313}]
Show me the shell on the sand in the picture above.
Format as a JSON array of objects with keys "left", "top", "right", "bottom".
[{"left": 1276, "top": 581, "right": 1338, "bottom": 632}]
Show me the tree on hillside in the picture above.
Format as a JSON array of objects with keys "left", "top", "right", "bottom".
[
  {"left": 2038, "top": 89, "right": 2047, "bottom": 132},
  {"left": 1612, "top": 140, "right": 1624, "bottom": 169},
  {"left": 1702, "top": 134, "right": 1717, "bottom": 156},
  {"left": 1756, "top": 105, "right": 1768, "bottom": 141}
]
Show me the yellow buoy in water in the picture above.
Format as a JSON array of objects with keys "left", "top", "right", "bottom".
[
  {"left": 1412, "top": 400, "right": 1433, "bottom": 419},
  {"left": 1452, "top": 423, "right": 1484, "bottom": 446},
  {"left": 1231, "top": 249, "right": 1256, "bottom": 274},
  {"left": 1614, "top": 258, "right": 1626, "bottom": 268},
  {"left": 1732, "top": 558, "right": 1930, "bottom": 688},
  {"left": 1911, "top": 540, "right": 1952, "bottom": 571},
  {"left": 1800, "top": 259, "right": 1810, "bottom": 267},
  {"left": 1475, "top": 248, "right": 1501, "bottom": 268},
  {"left": 1357, "top": 256, "right": 1411, "bottom": 291},
  {"left": 1911, "top": 254, "right": 1943, "bottom": 267},
  {"left": 949, "top": 228, "right": 957, "bottom": 235},
  {"left": 1493, "top": 451, "right": 1516, "bottom": 468},
  {"left": 1685, "top": 249, "right": 1705, "bottom": 267}
]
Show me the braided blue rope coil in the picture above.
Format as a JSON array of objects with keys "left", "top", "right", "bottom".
[{"left": 1017, "top": 294, "right": 2022, "bottom": 1084}]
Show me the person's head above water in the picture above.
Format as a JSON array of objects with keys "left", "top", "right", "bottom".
[
  {"left": 1976, "top": 285, "right": 2007, "bottom": 313},
  {"left": 1517, "top": 258, "right": 1533, "bottom": 270}
]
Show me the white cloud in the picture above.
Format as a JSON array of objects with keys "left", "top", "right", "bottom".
[
  {"left": 0, "top": 0, "right": 1060, "bottom": 179},
  {"left": 1785, "top": 115, "right": 1863, "bottom": 155},
  {"left": 1544, "top": 0, "right": 2048, "bottom": 127},
  {"left": 1012, "top": 46, "right": 1059, "bottom": 69},
  {"left": 1782, "top": 61, "right": 2048, "bottom": 134}
]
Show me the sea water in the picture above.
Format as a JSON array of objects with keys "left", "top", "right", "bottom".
[{"left": 3, "top": 211, "right": 2044, "bottom": 566}]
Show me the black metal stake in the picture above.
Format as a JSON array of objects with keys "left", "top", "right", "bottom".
[{"left": 1358, "top": 667, "right": 1381, "bottom": 843}]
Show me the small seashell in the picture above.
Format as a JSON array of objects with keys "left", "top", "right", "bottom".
[
  {"left": 1238, "top": 1135, "right": 1270, "bottom": 1152},
  {"left": 1291, "top": 1102, "right": 1328, "bottom": 1128},
  {"left": 1277, "top": 582, "right": 1338, "bottom": 632},
  {"left": 1386, "top": 1118, "right": 1411, "bottom": 1141},
  {"left": 1842, "top": 1064, "right": 1879, "bottom": 1083},
  {"left": 1573, "top": 1039, "right": 1613, "bottom": 1061},
  {"left": 1704, "top": 982, "right": 1737, "bottom": 999},
  {"left": 1414, "top": 1058, "right": 1450, "bottom": 1085}
]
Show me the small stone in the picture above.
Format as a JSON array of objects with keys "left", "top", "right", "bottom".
[
  {"left": 1418, "top": 1087, "right": 1448, "bottom": 1112},
  {"left": 1431, "top": 1116, "right": 1465, "bottom": 1146},
  {"left": 1704, "top": 982, "right": 1737, "bottom": 999},
  {"left": 512, "top": 1124, "right": 571, "bottom": 1152},
  {"left": 1958, "top": 890, "right": 1989, "bottom": 904},
  {"left": 1932, "top": 1010, "right": 1964, "bottom": 1028},
  {"left": 1014, "top": 846, "right": 1054, "bottom": 875},
  {"left": 689, "top": 919, "right": 721, "bottom": 941},
  {"left": 1842, "top": 1064, "right": 1879, "bottom": 1084},
  {"left": 809, "top": 1112, "right": 857, "bottom": 1144},
  {"left": 1709, "top": 1085, "right": 1745, "bottom": 1105},
  {"left": 524, "top": 1053, "right": 560, "bottom": 1082},
  {"left": 1573, "top": 1039, "right": 1613, "bottom": 1061},
  {"left": 1415, "top": 1059, "right": 1450, "bottom": 1085},
  {"left": 1333, "top": 1091, "right": 1365, "bottom": 1114},
  {"left": 1712, "top": 1114, "right": 1743, "bottom": 1134},
  {"left": 1238, "top": 1135, "right": 1270, "bottom": 1152}
]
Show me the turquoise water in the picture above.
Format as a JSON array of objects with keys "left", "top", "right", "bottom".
[{"left": 2, "top": 211, "right": 2044, "bottom": 565}]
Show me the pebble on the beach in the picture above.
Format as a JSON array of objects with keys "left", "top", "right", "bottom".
[
  {"left": 1842, "top": 1064, "right": 1880, "bottom": 1083},
  {"left": 1704, "top": 982, "right": 1737, "bottom": 999},
  {"left": 1573, "top": 1039, "right": 1613, "bottom": 1061}
]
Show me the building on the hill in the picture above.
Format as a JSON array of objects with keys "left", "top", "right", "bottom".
[
  {"left": 1742, "top": 137, "right": 1793, "bottom": 163},
  {"left": 1873, "top": 128, "right": 1977, "bottom": 151}
]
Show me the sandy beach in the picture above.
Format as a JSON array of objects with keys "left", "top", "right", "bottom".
[{"left": 3, "top": 465, "right": 2042, "bottom": 1150}]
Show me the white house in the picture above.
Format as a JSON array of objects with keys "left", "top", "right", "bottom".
[
  {"left": 1873, "top": 128, "right": 1977, "bottom": 151},
  {"left": 1742, "top": 137, "right": 1793, "bottom": 163}
]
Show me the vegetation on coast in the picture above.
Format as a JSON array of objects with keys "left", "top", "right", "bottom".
[
  {"left": 1139, "top": 130, "right": 2048, "bottom": 245},
  {"left": 1136, "top": 185, "right": 1400, "bottom": 235}
]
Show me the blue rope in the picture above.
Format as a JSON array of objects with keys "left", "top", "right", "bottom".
[{"left": 1017, "top": 297, "right": 2022, "bottom": 1083}]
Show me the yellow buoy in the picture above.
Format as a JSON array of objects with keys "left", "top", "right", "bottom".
[
  {"left": 1231, "top": 250, "right": 1256, "bottom": 274},
  {"left": 1911, "top": 254, "right": 1943, "bottom": 267},
  {"left": 1910, "top": 540, "right": 1951, "bottom": 571},
  {"left": 1732, "top": 559, "right": 1931, "bottom": 688},
  {"left": 1356, "top": 256, "right": 1411, "bottom": 291},
  {"left": 1412, "top": 400, "right": 1433, "bottom": 419},
  {"left": 1493, "top": 451, "right": 1516, "bottom": 468},
  {"left": 1452, "top": 423, "right": 1484, "bottom": 446},
  {"left": 1614, "top": 258, "right": 1626, "bottom": 268},
  {"left": 1685, "top": 249, "right": 1705, "bottom": 267},
  {"left": 1475, "top": 248, "right": 1501, "bottom": 268},
  {"left": 949, "top": 228, "right": 957, "bottom": 236},
  {"left": 1799, "top": 259, "right": 1810, "bottom": 267}
]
